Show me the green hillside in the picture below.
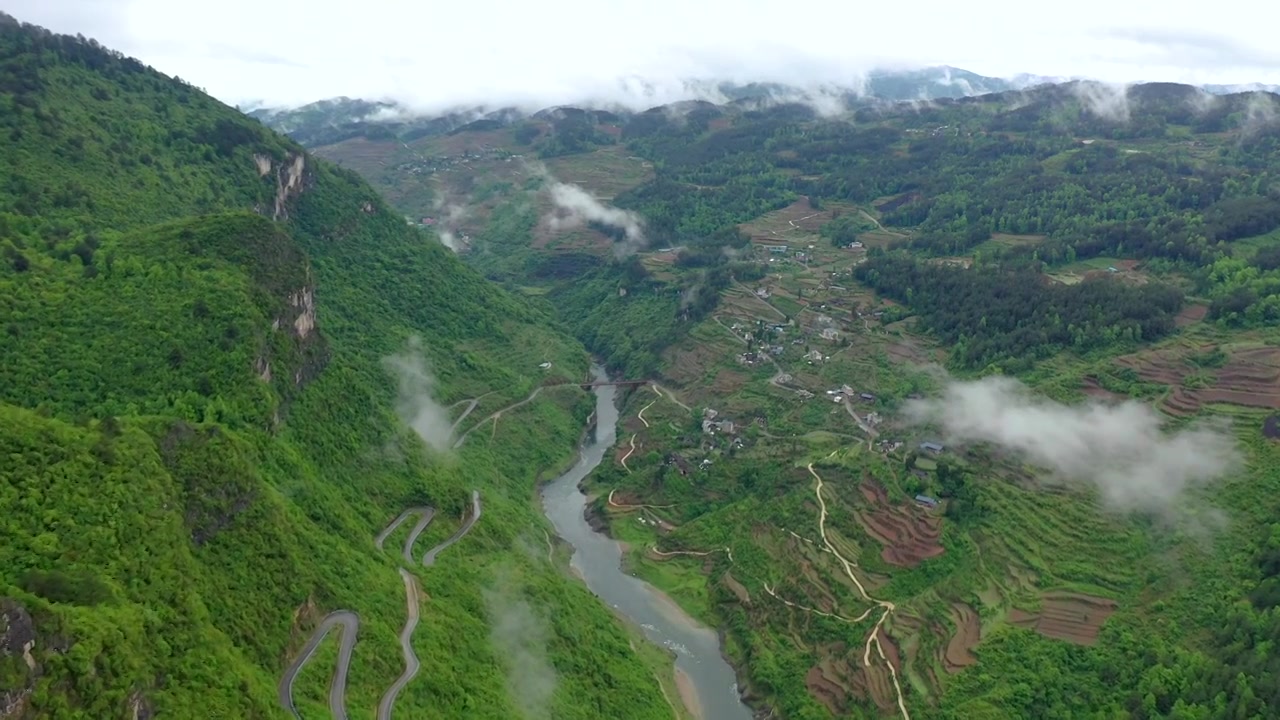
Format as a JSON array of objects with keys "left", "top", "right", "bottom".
[
  {"left": 0, "top": 15, "right": 670, "bottom": 720},
  {"left": 286, "top": 80, "right": 1280, "bottom": 719}
]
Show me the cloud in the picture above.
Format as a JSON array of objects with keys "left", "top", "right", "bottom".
[
  {"left": 13, "top": 0, "right": 1280, "bottom": 112},
  {"left": 903, "top": 376, "right": 1241, "bottom": 515},
  {"left": 1071, "top": 80, "right": 1132, "bottom": 122},
  {"left": 429, "top": 196, "right": 471, "bottom": 252},
  {"left": 1098, "top": 27, "right": 1280, "bottom": 70},
  {"left": 484, "top": 565, "right": 558, "bottom": 720},
  {"left": 384, "top": 336, "right": 454, "bottom": 452},
  {"left": 544, "top": 181, "right": 647, "bottom": 257},
  {"left": 1242, "top": 91, "right": 1280, "bottom": 136}
]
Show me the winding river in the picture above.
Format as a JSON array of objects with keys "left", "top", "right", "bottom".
[{"left": 541, "top": 367, "right": 754, "bottom": 720}]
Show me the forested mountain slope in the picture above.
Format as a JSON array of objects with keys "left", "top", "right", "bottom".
[
  {"left": 283, "top": 71, "right": 1280, "bottom": 720},
  {"left": 0, "top": 15, "right": 670, "bottom": 720}
]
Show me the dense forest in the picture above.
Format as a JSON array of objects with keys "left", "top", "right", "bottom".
[{"left": 0, "top": 14, "right": 672, "bottom": 719}]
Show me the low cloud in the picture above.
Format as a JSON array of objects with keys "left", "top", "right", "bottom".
[
  {"left": 1242, "top": 91, "right": 1280, "bottom": 136},
  {"left": 484, "top": 565, "right": 558, "bottom": 720},
  {"left": 1071, "top": 80, "right": 1132, "bottom": 122},
  {"left": 903, "top": 376, "right": 1240, "bottom": 514},
  {"left": 384, "top": 336, "right": 454, "bottom": 452},
  {"left": 430, "top": 196, "right": 470, "bottom": 252},
  {"left": 544, "top": 181, "right": 647, "bottom": 257}
]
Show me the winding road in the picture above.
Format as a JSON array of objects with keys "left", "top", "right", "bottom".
[
  {"left": 280, "top": 491, "right": 481, "bottom": 720},
  {"left": 374, "top": 506, "right": 437, "bottom": 564},
  {"left": 376, "top": 569, "right": 422, "bottom": 720},
  {"left": 278, "top": 611, "right": 360, "bottom": 720},
  {"left": 422, "top": 490, "right": 483, "bottom": 566}
]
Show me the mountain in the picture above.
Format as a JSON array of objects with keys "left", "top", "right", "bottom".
[
  {"left": 0, "top": 13, "right": 673, "bottom": 719},
  {"left": 246, "top": 66, "right": 1048, "bottom": 146},
  {"left": 285, "top": 67, "right": 1280, "bottom": 720},
  {"left": 1204, "top": 82, "right": 1280, "bottom": 95}
]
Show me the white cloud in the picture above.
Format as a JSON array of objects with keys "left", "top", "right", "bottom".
[
  {"left": 544, "top": 181, "right": 646, "bottom": 256},
  {"left": 8, "top": 1, "right": 1280, "bottom": 111},
  {"left": 904, "top": 376, "right": 1241, "bottom": 515}
]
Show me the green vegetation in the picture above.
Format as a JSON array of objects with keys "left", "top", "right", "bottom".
[
  {"left": 0, "top": 15, "right": 672, "bottom": 719},
  {"left": 258, "top": 56, "right": 1280, "bottom": 720}
]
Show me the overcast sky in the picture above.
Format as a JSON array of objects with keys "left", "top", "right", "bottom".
[{"left": 10, "top": 0, "right": 1280, "bottom": 111}]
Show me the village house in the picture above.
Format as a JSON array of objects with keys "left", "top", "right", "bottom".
[
  {"left": 915, "top": 494, "right": 939, "bottom": 508},
  {"left": 807, "top": 350, "right": 824, "bottom": 363},
  {"left": 820, "top": 328, "right": 839, "bottom": 341},
  {"left": 920, "top": 441, "right": 945, "bottom": 454},
  {"left": 859, "top": 392, "right": 876, "bottom": 402}
]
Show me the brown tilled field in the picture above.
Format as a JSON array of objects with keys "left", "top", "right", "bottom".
[
  {"left": 1081, "top": 376, "right": 1126, "bottom": 402},
  {"left": 862, "top": 630, "right": 902, "bottom": 712},
  {"left": 856, "top": 480, "right": 946, "bottom": 567},
  {"left": 1114, "top": 343, "right": 1280, "bottom": 415},
  {"left": 806, "top": 651, "right": 857, "bottom": 716},
  {"left": 739, "top": 198, "right": 837, "bottom": 240},
  {"left": 1175, "top": 304, "right": 1209, "bottom": 327},
  {"left": 1010, "top": 592, "right": 1117, "bottom": 645},
  {"left": 943, "top": 603, "right": 981, "bottom": 672}
]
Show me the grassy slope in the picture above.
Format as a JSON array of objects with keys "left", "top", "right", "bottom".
[{"left": 0, "top": 19, "right": 669, "bottom": 720}]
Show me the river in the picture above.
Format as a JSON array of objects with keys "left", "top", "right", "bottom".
[{"left": 541, "top": 367, "right": 754, "bottom": 720}]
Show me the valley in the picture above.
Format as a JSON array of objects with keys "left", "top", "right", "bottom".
[
  {"left": 277, "top": 80, "right": 1280, "bottom": 719},
  {"left": 5, "top": 8, "right": 1280, "bottom": 720}
]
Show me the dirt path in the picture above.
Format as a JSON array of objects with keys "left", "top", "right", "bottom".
[
  {"left": 650, "top": 546, "right": 734, "bottom": 563},
  {"left": 608, "top": 488, "right": 675, "bottom": 511},
  {"left": 278, "top": 611, "right": 359, "bottom": 720},
  {"left": 447, "top": 396, "right": 484, "bottom": 435},
  {"left": 651, "top": 383, "right": 691, "bottom": 412},
  {"left": 789, "top": 212, "right": 822, "bottom": 229},
  {"left": 762, "top": 583, "right": 874, "bottom": 624},
  {"left": 422, "top": 490, "right": 482, "bottom": 566},
  {"left": 859, "top": 209, "right": 906, "bottom": 238},
  {"left": 712, "top": 315, "right": 750, "bottom": 346},
  {"left": 453, "top": 387, "right": 546, "bottom": 448},
  {"left": 376, "top": 569, "right": 421, "bottom": 720},
  {"left": 842, "top": 398, "right": 879, "bottom": 445},
  {"left": 621, "top": 434, "right": 637, "bottom": 472},
  {"left": 731, "top": 281, "right": 788, "bottom": 321},
  {"left": 808, "top": 462, "right": 910, "bottom": 720},
  {"left": 638, "top": 399, "right": 657, "bottom": 428}
]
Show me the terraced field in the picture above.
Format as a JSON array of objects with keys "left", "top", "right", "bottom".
[
  {"left": 1115, "top": 341, "right": 1280, "bottom": 416},
  {"left": 1009, "top": 592, "right": 1118, "bottom": 646},
  {"left": 855, "top": 479, "right": 945, "bottom": 568}
]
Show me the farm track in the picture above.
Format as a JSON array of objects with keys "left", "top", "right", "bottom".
[{"left": 809, "top": 461, "right": 911, "bottom": 720}]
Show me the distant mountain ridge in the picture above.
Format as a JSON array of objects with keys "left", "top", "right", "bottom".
[{"left": 247, "top": 67, "right": 1279, "bottom": 152}]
